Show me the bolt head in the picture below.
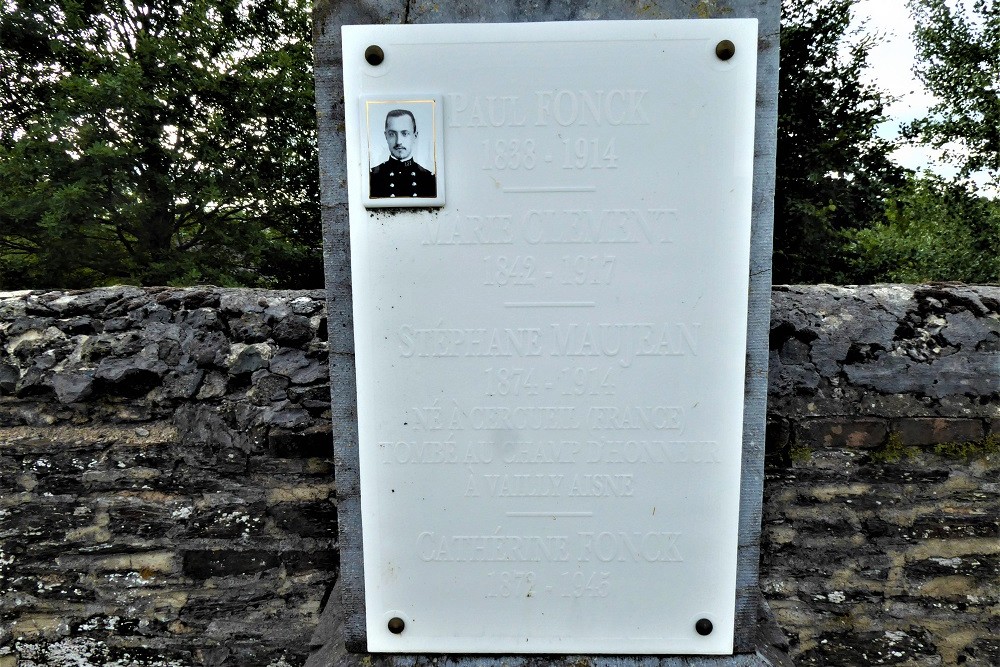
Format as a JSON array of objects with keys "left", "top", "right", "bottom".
[{"left": 716, "top": 40, "right": 736, "bottom": 61}]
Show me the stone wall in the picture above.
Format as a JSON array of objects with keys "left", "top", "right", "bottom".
[
  {"left": 765, "top": 284, "right": 1000, "bottom": 666},
  {"left": 0, "top": 288, "right": 335, "bottom": 666},
  {"left": 1, "top": 284, "right": 998, "bottom": 665}
]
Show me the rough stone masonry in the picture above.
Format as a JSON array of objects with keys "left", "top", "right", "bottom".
[
  {"left": 0, "top": 287, "right": 335, "bottom": 666},
  {"left": 765, "top": 284, "right": 1000, "bottom": 666},
  {"left": 0, "top": 284, "right": 998, "bottom": 665}
]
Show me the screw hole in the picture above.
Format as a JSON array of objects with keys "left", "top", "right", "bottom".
[
  {"left": 388, "top": 617, "right": 405, "bottom": 634},
  {"left": 715, "top": 40, "right": 735, "bottom": 61},
  {"left": 696, "top": 618, "right": 714, "bottom": 636},
  {"left": 365, "top": 45, "right": 384, "bottom": 66}
]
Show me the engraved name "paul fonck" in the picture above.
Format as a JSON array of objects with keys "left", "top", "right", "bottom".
[
  {"left": 447, "top": 90, "right": 650, "bottom": 128},
  {"left": 398, "top": 322, "right": 699, "bottom": 365}
]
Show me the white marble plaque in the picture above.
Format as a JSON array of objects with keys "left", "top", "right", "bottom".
[{"left": 343, "top": 20, "right": 757, "bottom": 655}]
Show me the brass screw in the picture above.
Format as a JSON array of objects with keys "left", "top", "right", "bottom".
[
  {"left": 365, "top": 45, "right": 384, "bottom": 66},
  {"left": 388, "top": 617, "right": 405, "bottom": 634},
  {"left": 715, "top": 40, "right": 735, "bottom": 61}
]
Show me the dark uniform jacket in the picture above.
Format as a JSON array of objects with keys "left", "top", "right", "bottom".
[{"left": 370, "top": 158, "right": 437, "bottom": 198}]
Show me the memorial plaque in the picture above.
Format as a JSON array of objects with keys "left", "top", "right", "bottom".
[{"left": 342, "top": 20, "right": 757, "bottom": 655}]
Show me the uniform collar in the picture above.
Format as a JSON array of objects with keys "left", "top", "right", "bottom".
[{"left": 388, "top": 157, "right": 414, "bottom": 167}]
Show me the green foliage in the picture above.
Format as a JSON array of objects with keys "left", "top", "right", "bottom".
[
  {"left": 933, "top": 433, "right": 1000, "bottom": 460},
  {"left": 789, "top": 443, "right": 812, "bottom": 464},
  {"left": 851, "top": 174, "right": 1000, "bottom": 283},
  {"left": 858, "top": 431, "right": 1000, "bottom": 464},
  {"left": 0, "top": 0, "right": 321, "bottom": 288},
  {"left": 3, "top": 0, "right": 994, "bottom": 290},
  {"left": 907, "top": 0, "right": 1000, "bottom": 184},
  {"left": 775, "top": 0, "right": 907, "bottom": 284},
  {"left": 869, "top": 432, "right": 918, "bottom": 464}
]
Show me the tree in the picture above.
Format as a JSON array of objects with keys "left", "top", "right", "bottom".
[
  {"left": 775, "top": 0, "right": 907, "bottom": 284},
  {"left": 0, "top": 0, "right": 321, "bottom": 288},
  {"left": 851, "top": 173, "right": 1000, "bottom": 283},
  {"left": 907, "top": 0, "right": 1000, "bottom": 185}
]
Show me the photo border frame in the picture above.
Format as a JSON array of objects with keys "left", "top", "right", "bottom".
[{"left": 361, "top": 95, "right": 446, "bottom": 208}]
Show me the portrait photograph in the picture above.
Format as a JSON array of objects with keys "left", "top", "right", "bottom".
[{"left": 362, "top": 95, "right": 445, "bottom": 208}]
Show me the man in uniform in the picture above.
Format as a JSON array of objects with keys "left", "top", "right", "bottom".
[{"left": 370, "top": 109, "right": 437, "bottom": 199}]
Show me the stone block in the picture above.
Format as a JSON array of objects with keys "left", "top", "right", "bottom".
[
  {"left": 9, "top": 614, "right": 65, "bottom": 639},
  {"left": 50, "top": 371, "right": 96, "bottom": 403},
  {"left": 229, "top": 312, "right": 270, "bottom": 343},
  {"left": 185, "top": 330, "right": 229, "bottom": 366},
  {"left": 910, "top": 514, "right": 1000, "bottom": 540},
  {"left": 31, "top": 470, "right": 88, "bottom": 496},
  {"left": 283, "top": 549, "right": 339, "bottom": 575},
  {"left": 196, "top": 370, "right": 229, "bottom": 399},
  {"left": 94, "top": 357, "right": 166, "bottom": 395},
  {"left": 128, "top": 302, "right": 172, "bottom": 324},
  {"left": 267, "top": 501, "right": 338, "bottom": 539},
  {"left": 3, "top": 500, "right": 89, "bottom": 541},
  {"left": 798, "top": 628, "right": 940, "bottom": 666},
  {"left": 905, "top": 554, "right": 1000, "bottom": 582},
  {"left": 184, "top": 505, "right": 268, "bottom": 539},
  {"left": 156, "top": 287, "right": 221, "bottom": 310},
  {"left": 219, "top": 290, "right": 267, "bottom": 315},
  {"left": 15, "top": 366, "right": 51, "bottom": 397},
  {"left": 796, "top": 417, "right": 888, "bottom": 449},
  {"left": 290, "top": 295, "right": 323, "bottom": 316},
  {"left": 153, "top": 369, "right": 204, "bottom": 400},
  {"left": 0, "top": 362, "right": 18, "bottom": 394},
  {"left": 273, "top": 314, "right": 315, "bottom": 346},
  {"left": 106, "top": 502, "right": 180, "bottom": 539},
  {"left": 226, "top": 342, "right": 274, "bottom": 375},
  {"left": 181, "top": 306, "right": 223, "bottom": 330},
  {"left": 266, "top": 484, "right": 333, "bottom": 503},
  {"left": 895, "top": 418, "right": 985, "bottom": 446},
  {"left": 181, "top": 549, "right": 337, "bottom": 579},
  {"left": 270, "top": 348, "right": 326, "bottom": 384},
  {"left": 959, "top": 638, "right": 1000, "bottom": 666},
  {"left": 94, "top": 551, "right": 178, "bottom": 575},
  {"left": 62, "top": 316, "right": 98, "bottom": 334},
  {"left": 182, "top": 550, "right": 282, "bottom": 578},
  {"left": 248, "top": 370, "right": 290, "bottom": 405},
  {"left": 854, "top": 461, "right": 953, "bottom": 485},
  {"left": 267, "top": 426, "right": 333, "bottom": 458}
]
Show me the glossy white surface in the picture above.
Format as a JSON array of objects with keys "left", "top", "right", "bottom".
[{"left": 343, "top": 19, "right": 757, "bottom": 655}]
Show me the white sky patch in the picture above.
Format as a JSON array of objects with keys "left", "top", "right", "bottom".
[
  {"left": 850, "top": 1, "right": 936, "bottom": 164},
  {"left": 850, "top": 0, "right": 995, "bottom": 192}
]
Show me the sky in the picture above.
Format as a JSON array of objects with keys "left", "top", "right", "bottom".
[
  {"left": 850, "top": 0, "right": 992, "bottom": 190},
  {"left": 850, "top": 0, "right": 943, "bottom": 174}
]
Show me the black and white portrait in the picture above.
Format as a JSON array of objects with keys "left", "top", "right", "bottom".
[{"left": 363, "top": 97, "right": 444, "bottom": 208}]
